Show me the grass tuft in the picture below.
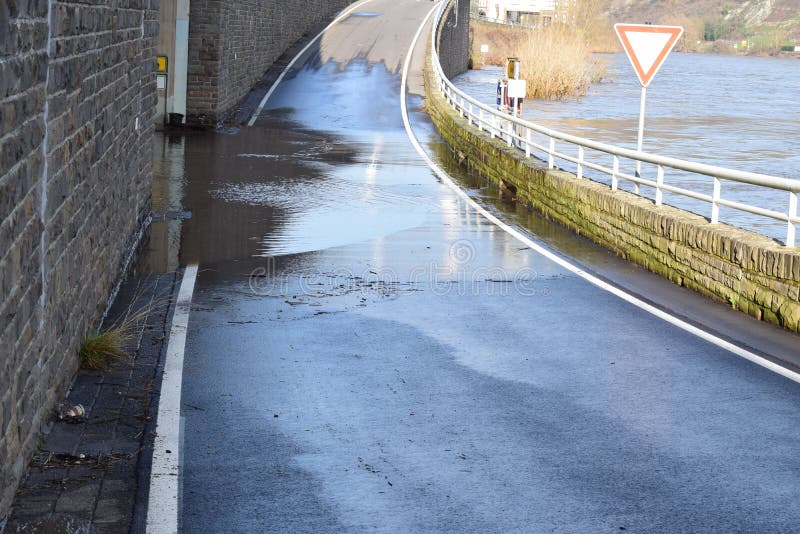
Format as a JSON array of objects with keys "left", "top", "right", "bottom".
[
  {"left": 80, "top": 329, "right": 130, "bottom": 370},
  {"left": 79, "top": 293, "right": 166, "bottom": 370}
]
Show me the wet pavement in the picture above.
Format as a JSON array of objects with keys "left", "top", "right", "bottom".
[{"left": 139, "top": 0, "right": 800, "bottom": 531}]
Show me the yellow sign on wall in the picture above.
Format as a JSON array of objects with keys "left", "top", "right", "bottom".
[{"left": 157, "top": 56, "right": 168, "bottom": 72}]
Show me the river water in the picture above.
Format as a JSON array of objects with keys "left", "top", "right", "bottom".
[{"left": 453, "top": 53, "right": 800, "bottom": 242}]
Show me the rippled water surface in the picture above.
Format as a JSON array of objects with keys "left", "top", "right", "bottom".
[{"left": 454, "top": 53, "right": 800, "bottom": 241}]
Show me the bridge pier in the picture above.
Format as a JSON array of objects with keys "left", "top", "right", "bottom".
[{"left": 155, "top": 0, "right": 361, "bottom": 127}]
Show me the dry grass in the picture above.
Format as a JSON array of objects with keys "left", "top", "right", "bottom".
[
  {"left": 80, "top": 329, "right": 130, "bottom": 370},
  {"left": 471, "top": 21, "right": 606, "bottom": 100},
  {"left": 586, "top": 23, "right": 621, "bottom": 54},
  {"left": 79, "top": 296, "right": 164, "bottom": 370}
]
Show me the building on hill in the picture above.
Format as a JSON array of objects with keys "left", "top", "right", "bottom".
[
  {"left": 480, "top": 0, "right": 555, "bottom": 25},
  {"left": 475, "top": 0, "right": 578, "bottom": 27}
]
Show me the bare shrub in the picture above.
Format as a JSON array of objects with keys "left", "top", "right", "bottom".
[{"left": 471, "top": 20, "right": 606, "bottom": 100}]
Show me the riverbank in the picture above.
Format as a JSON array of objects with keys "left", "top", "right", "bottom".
[{"left": 472, "top": 15, "right": 800, "bottom": 59}]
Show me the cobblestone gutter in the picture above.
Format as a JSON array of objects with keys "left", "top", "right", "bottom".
[
  {"left": 3, "top": 272, "right": 179, "bottom": 533},
  {"left": 424, "top": 63, "right": 800, "bottom": 333}
]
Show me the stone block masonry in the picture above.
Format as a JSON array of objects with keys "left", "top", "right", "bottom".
[
  {"left": 424, "top": 65, "right": 800, "bottom": 334},
  {"left": 0, "top": 0, "right": 158, "bottom": 519},
  {"left": 186, "top": 0, "right": 357, "bottom": 126},
  {"left": 435, "top": 0, "right": 470, "bottom": 80}
]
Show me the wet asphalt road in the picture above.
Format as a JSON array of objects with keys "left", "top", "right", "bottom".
[{"left": 146, "top": 1, "right": 800, "bottom": 531}]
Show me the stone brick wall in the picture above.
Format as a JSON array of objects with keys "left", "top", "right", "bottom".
[
  {"left": 186, "top": 0, "right": 355, "bottom": 126},
  {"left": 0, "top": 0, "right": 157, "bottom": 518},
  {"left": 424, "top": 65, "right": 800, "bottom": 334},
  {"left": 436, "top": 0, "right": 470, "bottom": 79}
]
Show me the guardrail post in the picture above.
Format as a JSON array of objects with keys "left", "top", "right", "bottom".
[
  {"left": 467, "top": 103, "right": 473, "bottom": 126},
  {"left": 460, "top": 96, "right": 465, "bottom": 117},
  {"left": 788, "top": 191, "right": 797, "bottom": 247},
  {"left": 711, "top": 177, "right": 721, "bottom": 224},
  {"left": 612, "top": 156, "right": 619, "bottom": 191},
  {"left": 577, "top": 146, "right": 584, "bottom": 179},
  {"left": 525, "top": 128, "right": 531, "bottom": 158},
  {"left": 655, "top": 165, "right": 664, "bottom": 206},
  {"left": 548, "top": 138, "right": 555, "bottom": 169},
  {"left": 478, "top": 108, "right": 484, "bottom": 132},
  {"left": 491, "top": 115, "right": 496, "bottom": 139},
  {"left": 506, "top": 121, "right": 512, "bottom": 147}
]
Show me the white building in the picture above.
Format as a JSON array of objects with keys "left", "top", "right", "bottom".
[{"left": 477, "top": 0, "right": 557, "bottom": 24}]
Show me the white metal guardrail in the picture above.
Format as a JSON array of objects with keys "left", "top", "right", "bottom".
[{"left": 433, "top": 2, "right": 800, "bottom": 247}]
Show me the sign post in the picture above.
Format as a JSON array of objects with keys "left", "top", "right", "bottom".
[
  {"left": 614, "top": 24, "right": 683, "bottom": 178},
  {"left": 506, "top": 58, "right": 521, "bottom": 117},
  {"left": 637, "top": 85, "right": 646, "bottom": 177}
]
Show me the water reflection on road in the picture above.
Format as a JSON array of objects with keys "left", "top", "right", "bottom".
[{"left": 144, "top": 63, "right": 437, "bottom": 275}]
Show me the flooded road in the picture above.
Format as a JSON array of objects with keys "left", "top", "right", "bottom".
[
  {"left": 141, "top": 2, "right": 800, "bottom": 531},
  {"left": 454, "top": 53, "right": 800, "bottom": 240}
]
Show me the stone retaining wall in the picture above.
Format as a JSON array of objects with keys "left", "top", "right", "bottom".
[
  {"left": 424, "top": 66, "right": 800, "bottom": 333},
  {"left": 0, "top": 0, "right": 157, "bottom": 518},
  {"left": 186, "top": 0, "right": 355, "bottom": 126}
]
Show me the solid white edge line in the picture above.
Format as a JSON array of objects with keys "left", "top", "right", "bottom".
[
  {"left": 400, "top": 6, "right": 800, "bottom": 385},
  {"left": 146, "top": 264, "right": 199, "bottom": 534},
  {"left": 247, "top": 0, "right": 376, "bottom": 126}
]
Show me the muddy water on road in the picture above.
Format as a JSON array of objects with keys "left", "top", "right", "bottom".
[{"left": 143, "top": 61, "right": 441, "bottom": 279}]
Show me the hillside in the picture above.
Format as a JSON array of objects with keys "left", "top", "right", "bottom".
[{"left": 596, "top": 0, "right": 800, "bottom": 53}]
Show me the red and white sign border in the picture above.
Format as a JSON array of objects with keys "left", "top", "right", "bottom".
[{"left": 614, "top": 24, "right": 684, "bottom": 87}]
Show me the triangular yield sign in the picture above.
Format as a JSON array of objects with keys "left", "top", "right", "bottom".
[{"left": 614, "top": 24, "right": 684, "bottom": 87}]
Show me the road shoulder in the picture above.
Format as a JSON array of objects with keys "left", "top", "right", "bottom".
[{"left": 3, "top": 271, "right": 180, "bottom": 533}]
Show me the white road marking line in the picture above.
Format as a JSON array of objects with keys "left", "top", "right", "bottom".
[
  {"left": 247, "top": 0, "right": 376, "bottom": 126},
  {"left": 400, "top": 6, "right": 800, "bottom": 384},
  {"left": 146, "top": 264, "right": 198, "bottom": 534}
]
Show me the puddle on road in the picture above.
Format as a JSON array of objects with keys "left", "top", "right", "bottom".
[
  {"left": 427, "top": 139, "right": 639, "bottom": 272},
  {"left": 260, "top": 60, "right": 407, "bottom": 132}
]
